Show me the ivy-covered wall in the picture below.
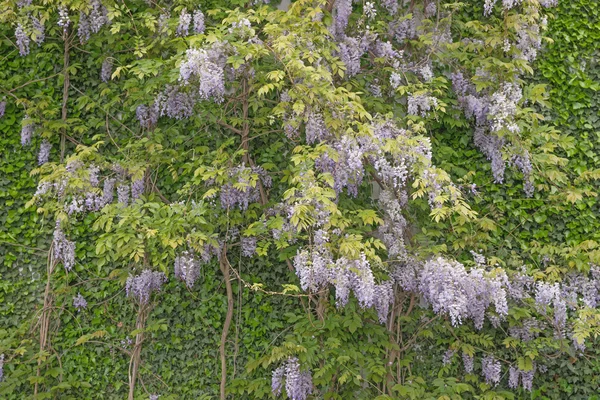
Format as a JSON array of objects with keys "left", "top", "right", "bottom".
[{"left": 1, "top": 0, "right": 600, "bottom": 399}]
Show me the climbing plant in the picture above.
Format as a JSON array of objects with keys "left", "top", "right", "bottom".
[{"left": 1, "top": 0, "right": 600, "bottom": 399}]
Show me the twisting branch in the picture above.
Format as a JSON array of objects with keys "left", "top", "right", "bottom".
[
  {"left": 60, "top": 27, "right": 71, "bottom": 163},
  {"left": 34, "top": 244, "right": 56, "bottom": 396},
  {"left": 128, "top": 302, "right": 149, "bottom": 400},
  {"left": 219, "top": 249, "right": 235, "bottom": 400}
]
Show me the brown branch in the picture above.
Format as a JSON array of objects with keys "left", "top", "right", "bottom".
[
  {"left": 128, "top": 304, "right": 149, "bottom": 400},
  {"left": 60, "top": 28, "right": 71, "bottom": 163},
  {"left": 6, "top": 73, "right": 61, "bottom": 94},
  {"left": 219, "top": 250, "right": 235, "bottom": 400},
  {"left": 217, "top": 119, "right": 243, "bottom": 135},
  {"left": 35, "top": 245, "right": 55, "bottom": 396}
]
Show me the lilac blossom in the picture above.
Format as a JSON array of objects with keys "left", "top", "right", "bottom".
[
  {"left": 271, "top": 357, "right": 312, "bottom": 400},
  {"left": 176, "top": 8, "right": 191, "bottom": 37},
  {"left": 179, "top": 44, "right": 227, "bottom": 102},
  {"left": 509, "top": 318, "right": 542, "bottom": 342},
  {"left": 174, "top": 251, "right": 201, "bottom": 288},
  {"left": 31, "top": 16, "right": 45, "bottom": 45},
  {"left": 442, "top": 349, "right": 455, "bottom": 366},
  {"left": 0, "top": 354, "right": 4, "bottom": 382},
  {"left": 521, "top": 365, "right": 535, "bottom": 391},
  {"left": 363, "top": 2, "right": 376, "bottom": 19},
  {"left": 407, "top": 94, "right": 437, "bottom": 117},
  {"left": 508, "top": 366, "right": 519, "bottom": 389},
  {"left": 373, "top": 282, "right": 394, "bottom": 323},
  {"left": 136, "top": 104, "right": 159, "bottom": 129},
  {"left": 473, "top": 128, "right": 505, "bottom": 183},
  {"left": 481, "top": 355, "right": 501, "bottom": 385},
  {"left": 100, "top": 58, "right": 112, "bottom": 82},
  {"left": 463, "top": 353, "right": 474, "bottom": 373},
  {"left": 58, "top": 7, "right": 70, "bottom": 32},
  {"left": 53, "top": 221, "right": 76, "bottom": 271},
  {"left": 157, "top": 12, "right": 170, "bottom": 35},
  {"left": 15, "top": 24, "right": 30, "bottom": 56},
  {"left": 131, "top": 178, "right": 144, "bottom": 200},
  {"left": 332, "top": 0, "right": 352, "bottom": 37},
  {"left": 305, "top": 112, "right": 329, "bottom": 144},
  {"left": 38, "top": 139, "right": 51, "bottom": 165},
  {"left": 0, "top": 100, "right": 5, "bottom": 118},
  {"left": 418, "top": 257, "right": 508, "bottom": 329},
  {"left": 484, "top": 0, "right": 497, "bottom": 16},
  {"left": 272, "top": 365, "right": 285, "bottom": 396},
  {"left": 338, "top": 37, "right": 363, "bottom": 77},
  {"left": 89, "top": 0, "right": 109, "bottom": 33},
  {"left": 21, "top": 117, "right": 34, "bottom": 146},
  {"left": 125, "top": 270, "right": 167, "bottom": 305},
  {"left": 219, "top": 165, "right": 265, "bottom": 210},
  {"left": 102, "top": 178, "right": 115, "bottom": 205},
  {"left": 78, "top": 12, "right": 91, "bottom": 43},
  {"left": 193, "top": 9, "right": 205, "bottom": 34},
  {"left": 73, "top": 293, "right": 88, "bottom": 311},
  {"left": 88, "top": 165, "right": 100, "bottom": 187},
  {"left": 155, "top": 85, "right": 196, "bottom": 119},
  {"left": 381, "top": 0, "right": 398, "bottom": 15},
  {"left": 117, "top": 184, "right": 130, "bottom": 205},
  {"left": 241, "top": 237, "right": 257, "bottom": 257}
]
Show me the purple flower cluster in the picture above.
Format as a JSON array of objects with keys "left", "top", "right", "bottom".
[
  {"left": 73, "top": 293, "right": 88, "bottom": 311},
  {"left": 305, "top": 112, "right": 329, "bottom": 144},
  {"left": 418, "top": 257, "right": 508, "bottom": 328},
  {"left": 331, "top": 0, "right": 352, "bottom": 37},
  {"left": 117, "top": 184, "right": 130, "bottom": 205},
  {"left": 125, "top": 270, "right": 167, "bottom": 305},
  {"left": 271, "top": 357, "right": 312, "bottom": 400},
  {"left": 462, "top": 353, "right": 474, "bottom": 373},
  {"left": 176, "top": 8, "right": 191, "bottom": 37},
  {"left": 78, "top": 0, "right": 108, "bottom": 44},
  {"left": 338, "top": 37, "right": 363, "bottom": 77},
  {"left": 442, "top": 349, "right": 455, "bottom": 366},
  {"left": 219, "top": 165, "right": 270, "bottom": 210},
  {"left": 154, "top": 85, "right": 196, "bottom": 120},
  {"left": 174, "top": 251, "right": 201, "bottom": 288},
  {"left": 136, "top": 104, "right": 159, "bottom": 129},
  {"left": 38, "top": 139, "right": 51, "bottom": 165},
  {"left": 0, "top": 100, "right": 5, "bottom": 118},
  {"left": 78, "top": 12, "right": 91, "bottom": 43},
  {"left": 241, "top": 237, "right": 257, "bottom": 257},
  {"left": 0, "top": 354, "right": 3, "bottom": 382},
  {"left": 58, "top": 7, "right": 70, "bottom": 32},
  {"left": 293, "top": 249, "right": 394, "bottom": 323},
  {"left": 53, "top": 221, "right": 76, "bottom": 271},
  {"left": 15, "top": 24, "right": 30, "bottom": 56},
  {"left": 100, "top": 58, "right": 112, "bottom": 82},
  {"left": 31, "top": 16, "right": 45, "bottom": 45},
  {"left": 193, "top": 9, "right": 205, "bottom": 34},
  {"left": 131, "top": 178, "right": 144, "bottom": 201},
  {"left": 407, "top": 94, "right": 437, "bottom": 117},
  {"left": 481, "top": 355, "right": 501, "bottom": 385},
  {"left": 157, "top": 12, "right": 170, "bottom": 35},
  {"left": 179, "top": 43, "right": 227, "bottom": 102}
]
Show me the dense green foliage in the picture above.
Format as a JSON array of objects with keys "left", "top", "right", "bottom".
[{"left": 1, "top": 0, "right": 600, "bottom": 399}]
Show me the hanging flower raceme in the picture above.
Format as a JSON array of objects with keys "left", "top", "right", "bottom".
[
  {"left": 125, "top": 270, "right": 167, "bottom": 305},
  {"left": 271, "top": 357, "right": 313, "bottom": 400},
  {"left": 53, "top": 221, "right": 76, "bottom": 271},
  {"left": 179, "top": 42, "right": 228, "bottom": 102},
  {"left": 73, "top": 293, "right": 88, "bottom": 311},
  {"left": 174, "top": 251, "right": 201, "bottom": 288}
]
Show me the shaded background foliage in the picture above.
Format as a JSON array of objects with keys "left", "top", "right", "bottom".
[{"left": 1, "top": 0, "right": 600, "bottom": 399}]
